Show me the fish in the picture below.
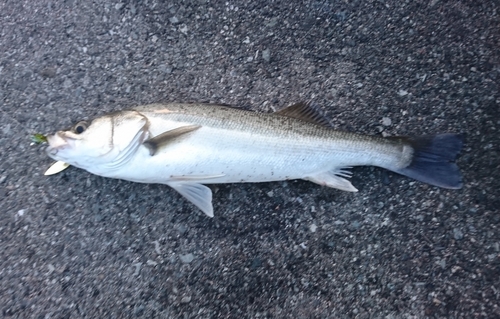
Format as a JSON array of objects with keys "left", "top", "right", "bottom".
[{"left": 45, "top": 102, "right": 463, "bottom": 217}]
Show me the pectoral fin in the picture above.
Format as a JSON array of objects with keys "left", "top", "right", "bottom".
[
  {"left": 143, "top": 125, "right": 201, "bottom": 156},
  {"left": 304, "top": 168, "right": 358, "bottom": 192},
  {"left": 167, "top": 182, "right": 214, "bottom": 217}
]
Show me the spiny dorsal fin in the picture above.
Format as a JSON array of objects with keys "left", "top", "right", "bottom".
[
  {"left": 275, "top": 102, "right": 332, "bottom": 127},
  {"left": 143, "top": 125, "right": 201, "bottom": 156}
]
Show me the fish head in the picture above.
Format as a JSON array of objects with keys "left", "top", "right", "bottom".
[{"left": 46, "top": 111, "right": 149, "bottom": 172}]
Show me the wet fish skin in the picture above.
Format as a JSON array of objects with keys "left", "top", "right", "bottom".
[{"left": 46, "top": 103, "right": 463, "bottom": 217}]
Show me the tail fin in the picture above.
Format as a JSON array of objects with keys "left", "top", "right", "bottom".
[{"left": 392, "top": 133, "right": 464, "bottom": 189}]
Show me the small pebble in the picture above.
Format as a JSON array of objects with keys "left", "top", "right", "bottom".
[
  {"left": 251, "top": 258, "right": 262, "bottom": 269},
  {"left": 146, "top": 260, "right": 157, "bottom": 266},
  {"left": 266, "top": 17, "right": 278, "bottom": 28},
  {"left": 262, "top": 49, "right": 271, "bottom": 62},
  {"left": 40, "top": 67, "right": 57, "bottom": 78},
  {"left": 47, "top": 264, "right": 55, "bottom": 274},
  {"left": 180, "top": 296, "right": 192, "bottom": 303},
  {"left": 63, "top": 78, "right": 73, "bottom": 89},
  {"left": 453, "top": 228, "right": 464, "bottom": 240},
  {"left": 132, "top": 262, "right": 142, "bottom": 276},
  {"left": 180, "top": 253, "right": 194, "bottom": 263},
  {"left": 436, "top": 258, "right": 446, "bottom": 269},
  {"left": 134, "top": 306, "right": 144, "bottom": 316},
  {"left": 179, "top": 25, "right": 188, "bottom": 34},
  {"left": 350, "top": 221, "right": 361, "bottom": 230},
  {"left": 397, "top": 89, "right": 408, "bottom": 97},
  {"left": 382, "top": 117, "right": 392, "bottom": 126},
  {"left": 153, "top": 241, "right": 161, "bottom": 255},
  {"left": 176, "top": 224, "right": 188, "bottom": 235}
]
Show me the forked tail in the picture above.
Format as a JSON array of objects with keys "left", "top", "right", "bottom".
[{"left": 392, "top": 133, "right": 464, "bottom": 189}]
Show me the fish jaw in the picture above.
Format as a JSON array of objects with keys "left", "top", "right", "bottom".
[
  {"left": 45, "top": 131, "right": 80, "bottom": 162},
  {"left": 46, "top": 132, "right": 68, "bottom": 158}
]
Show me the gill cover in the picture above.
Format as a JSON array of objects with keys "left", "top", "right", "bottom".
[{"left": 46, "top": 111, "right": 148, "bottom": 173}]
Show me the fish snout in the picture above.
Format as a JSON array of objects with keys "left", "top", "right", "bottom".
[{"left": 46, "top": 132, "right": 70, "bottom": 155}]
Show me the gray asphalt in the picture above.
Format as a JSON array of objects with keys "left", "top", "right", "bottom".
[{"left": 1, "top": 0, "right": 499, "bottom": 318}]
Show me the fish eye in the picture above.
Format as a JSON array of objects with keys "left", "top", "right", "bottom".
[{"left": 73, "top": 121, "right": 88, "bottom": 134}]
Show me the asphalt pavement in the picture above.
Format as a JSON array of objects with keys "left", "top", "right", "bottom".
[{"left": 1, "top": 0, "right": 499, "bottom": 318}]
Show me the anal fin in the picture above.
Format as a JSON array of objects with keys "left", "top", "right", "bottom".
[{"left": 304, "top": 168, "right": 358, "bottom": 192}]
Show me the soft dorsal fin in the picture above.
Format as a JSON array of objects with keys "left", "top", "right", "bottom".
[
  {"left": 275, "top": 102, "right": 332, "bottom": 127},
  {"left": 143, "top": 125, "right": 201, "bottom": 156}
]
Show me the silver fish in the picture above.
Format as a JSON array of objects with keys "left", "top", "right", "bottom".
[{"left": 46, "top": 102, "right": 463, "bottom": 217}]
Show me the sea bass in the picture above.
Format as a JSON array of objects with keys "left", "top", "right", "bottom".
[{"left": 46, "top": 103, "right": 463, "bottom": 217}]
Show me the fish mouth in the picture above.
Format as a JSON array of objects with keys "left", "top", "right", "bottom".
[{"left": 45, "top": 132, "right": 72, "bottom": 157}]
